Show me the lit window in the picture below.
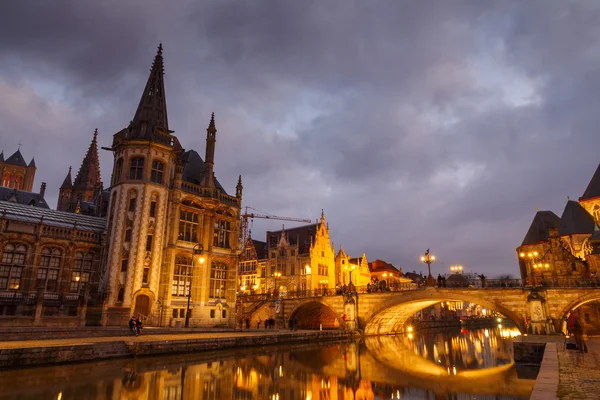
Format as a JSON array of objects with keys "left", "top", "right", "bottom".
[
  {"left": 37, "top": 248, "right": 61, "bottom": 292},
  {"left": 213, "top": 219, "right": 232, "bottom": 249},
  {"left": 71, "top": 252, "right": 92, "bottom": 293},
  {"left": 172, "top": 255, "right": 192, "bottom": 297},
  {"left": 179, "top": 209, "right": 199, "bottom": 242},
  {"left": 0, "top": 243, "right": 27, "bottom": 290},
  {"left": 209, "top": 261, "right": 228, "bottom": 299}
]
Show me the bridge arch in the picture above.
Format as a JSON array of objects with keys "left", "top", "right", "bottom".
[
  {"left": 559, "top": 292, "right": 600, "bottom": 321},
  {"left": 288, "top": 300, "right": 340, "bottom": 330},
  {"left": 362, "top": 290, "right": 524, "bottom": 335}
]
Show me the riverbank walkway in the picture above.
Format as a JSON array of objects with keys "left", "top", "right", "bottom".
[
  {"left": 518, "top": 335, "right": 599, "bottom": 400},
  {"left": 0, "top": 327, "right": 354, "bottom": 368}
]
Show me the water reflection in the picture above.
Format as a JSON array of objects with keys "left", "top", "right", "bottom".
[{"left": 0, "top": 328, "right": 532, "bottom": 400}]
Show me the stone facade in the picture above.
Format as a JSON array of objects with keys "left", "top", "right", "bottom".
[
  {"left": 0, "top": 200, "right": 105, "bottom": 326},
  {"left": 103, "top": 46, "right": 242, "bottom": 328},
  {"left": 0, "top": 149, "right": 36, "bottom": 192}
]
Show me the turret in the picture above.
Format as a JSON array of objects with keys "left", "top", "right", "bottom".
[
  {"left": 202, "top": 113, "right": 217, "bottom": 187},
  {"left": 236, "top": 175, "right": 243, "bottom": 198}
]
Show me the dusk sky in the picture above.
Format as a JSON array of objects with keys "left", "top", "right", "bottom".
[{"left": 1, "top": 1, "right": 599, "bottom": 278}]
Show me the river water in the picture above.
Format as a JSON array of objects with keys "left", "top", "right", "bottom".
[{"left": 0, "top": 327, "right": 534, "bottom": 400}]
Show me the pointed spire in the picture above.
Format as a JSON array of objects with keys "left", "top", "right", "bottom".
[
  {"left": 61, "top": 166, "right": 73, "bottom": 189},
  {"left": 202, "top": 112, "right": 217, "bottom": 187},
  {"left": 0, "top": 151, "right": 4, "bottom": 162},
  {"left": 28, "top": 158, "right": 36, "bottom": 168},
  {"left": 320, "top": 209, "right": 325, "bottom": 224},
  {"left": 131, "top": 44, "right": 169, "bottom": 138},
  {"left": 5, "top": 149, "right": 27, "bottom": 167},
  {"left": 73, "top": 129, "right": 101, "bottom": 190},
  {"left": 208, "top": 112, "right": 216, "bottom": 131}
]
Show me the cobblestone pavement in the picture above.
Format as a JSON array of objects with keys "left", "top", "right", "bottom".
[
  {"left": 0, "top": 328, "right": 306, "bottom": 350},
  {"left": 557, "top": 337, "right": 600, "bottom": 400}
]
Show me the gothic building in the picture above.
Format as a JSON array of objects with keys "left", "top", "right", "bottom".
[
  {"left": 0, "top": 45, "right": 242, "bottom": 328},
  {"left": 57, "top": 129, "right": 104, "bottom": 215},
  {"left": 0, "top": 149, "right": 48, "bottom": 208},
  {"left": 516, "top": 164, "right": 600, "bottom": 286},
  {"left": 102, "top": 45, "right": 242, "bottom": 327},
  {"left": 238, "top": 212, "right": 337, "bottom": 296}
]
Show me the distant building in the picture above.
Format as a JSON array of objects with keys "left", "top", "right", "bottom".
[
  {"left": 368, "top": 259, "right": 412, "bottom": 289},
  {"left": 239, "top": 212, "right": 336, "bottom": 296},
  {"left": 516, "top": 162, "right": 600, "bottom": 286},
  {"left": 0, "top": 149, "right": 48, "bottom": 208}
]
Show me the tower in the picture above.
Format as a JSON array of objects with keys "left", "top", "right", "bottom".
[
  {"left": 57, "top": 129, "right": 102, "bottom": 213},
  {"left": 0, "top": 149, "right": 36, "bottom": 191},
  {"left": 104, "top": 44, "right": 183, "bottom": 324}
]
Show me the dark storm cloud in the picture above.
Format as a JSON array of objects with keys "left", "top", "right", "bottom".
[{"left": 1, "top": 0, "right": 599, "bottom": 277}]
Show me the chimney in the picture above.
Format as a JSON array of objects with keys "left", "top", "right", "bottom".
[{"left": 40, "top": 182, "right": 46, "bottom": 199}]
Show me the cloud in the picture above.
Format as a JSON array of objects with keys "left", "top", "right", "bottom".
[{"left": 1, "top": 1, "right": 599, "bottom": 277}]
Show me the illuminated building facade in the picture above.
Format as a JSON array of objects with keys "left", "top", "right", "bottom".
[{"left": 516, "top": 161, "right": 600, "bottom": 286}]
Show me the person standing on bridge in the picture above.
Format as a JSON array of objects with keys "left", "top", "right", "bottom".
[{"left": 571, "top": 310, "right": 588, "bottom": 353}]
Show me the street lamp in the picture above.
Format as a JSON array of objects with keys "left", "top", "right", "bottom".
[
  {"left": 185, "top": 244, "right": 204, "bottom": 328},
  {"left": 533, "top": 262, "right": 549, "bottom": 286},
  {"left": 273, "top": 271, "right": 282, "bottom": 297},
  {"left": 450, "top": 265, "right": 463, "bottom": 273},
  {"left": 344, "top": 264, "right": 356, "bottom": 286},
  {"left": 519, "top": 251, "right": 543, "bottom": 286},
  {"left": 420, "top": 249, "right": 436, "bottom": 287}
]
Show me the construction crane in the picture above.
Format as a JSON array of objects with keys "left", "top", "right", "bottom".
[{"left": 241, "top": 206, "right": 312, "bottom": 246}]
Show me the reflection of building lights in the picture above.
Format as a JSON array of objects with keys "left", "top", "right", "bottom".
[
  {"left": 407, "top": 326, "right": 413, "bottom": 332},
  {"left": 453, "top": 366, "right": 457, "bottom": 375},
  {"left": 306, "top": 391, "right": 312, "bottom": 400},
  {"left": 279, "top": 365, "right": 283, "bottom": 377},
  {"left": 484, "top": 329, "right": 489, "bottom": 337},
  {"left": 408, "top": 333, "right": 413, "bottom": 339},
  {"left": 57, "top": 393, "right": 62, "bottom": 400},
  {"left": 497, "top": 317, "right": 502, "bottom": 322},
  {"left": 498, "top": 324, "right": 503, "bottom": 329}
]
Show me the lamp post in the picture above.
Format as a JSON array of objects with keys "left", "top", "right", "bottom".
[
  {"left": 519, "top": 251, "right": 545, "bottom": 286},
  {"left": 344, "top": 264, "right": 356, "bottom": 291},
  {"left": 273, "top": 271, "right": 281, "bottom": 297},
  {"left": 450, "top": 265, "right": 463, "bottom": 274},
  {"left": 420, "top": 249, "right": 436, "bottom": 287},
  {"left": 185, "top": 244, "right": 204, "bottom": 328}
]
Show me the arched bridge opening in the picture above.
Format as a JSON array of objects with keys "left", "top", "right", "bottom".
[
  {"left": 362, "top": 291, "right": 524, "bottom": 335},
  {"left": 558, "top": 293, "right": 600, "bottom": 335},
  {"left": 289, "top": 301, "right": 340, "bottom": 330}
]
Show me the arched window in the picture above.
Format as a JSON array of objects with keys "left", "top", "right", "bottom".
[
  {"left": 38, "top": 248, "right": 62, "bottom": 292},
  {"left": 71, "top": 252, "right": 93, "bottom": 293},
  {"left": 113, "top": 158, "right": 123, "bottom": 184},
  {"left": 2, "top": 172, "right": 10, "bottom": 187},
  {"left": 209, "top": 261, "right": 228, "bottom": 299},
  {"left": 172, "top": 255, "right": 192, "bottom": 297},
  {"left": 594, "top": 205, "right": 600, "bottom": 224},
  {"left": 213, "top": 219, "right": 232, "bottom": 249},
  {"left": 150, "top": 194, "right": 158, "bottom": 218},
  {"left": 150, "top": 160, "right": 164, "bottom": 184},
  {"left": 128, "top": 190, "right": 137, "bottom": 213},
  {"left": 13, "top": 175, "right": 23, "bottom": 190},
  {"left": 0, "top": 243, "right": 27, "bottom": 290},
  {"left": 129, "top": 157, "right": 144, "bottom": 180}
]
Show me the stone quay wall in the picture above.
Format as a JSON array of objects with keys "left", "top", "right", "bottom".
[{"left": 0, "top": 330, "right": 356, "bottom": 369}]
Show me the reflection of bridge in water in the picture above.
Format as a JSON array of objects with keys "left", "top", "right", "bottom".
[{"left": 0, "top": 335, "right": 534, "bottom": 399}]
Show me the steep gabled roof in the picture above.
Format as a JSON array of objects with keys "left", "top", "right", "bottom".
[
  {"left": 369, "top": 259, "right": 400, "bottom": 273},
  {"left": 521, "top": 210, "right": 561, "bottom": 245},
  {"left": 181, "top": 150, "right": 226, "bottom": 193},
  {"left": 267, "top": 223, "right": 318, "bottom": 253},
  {"left": 0, "top": 187, "right": 49, "bottom": 208},
  {"left": 73, "top": 129, "right": 101, "bottom": 190},
  {"left": 0, "top": 200, "right": 104, "bottom": 231},
  {"left": 559, "top": 200, "right": 596, "bottom": 236},
  {"left": 581, "top": 163, "right": 600, "bottom": 201},
  {"left": 5, "top": 149, "right": 27, "bottom": 167},
  {"left": 28, "top": 158, "right": 36, "bottom": 168}
]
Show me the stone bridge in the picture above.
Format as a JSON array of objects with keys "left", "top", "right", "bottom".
[{"left": 246, "top": 287, "right": 600, "bottom": 334}]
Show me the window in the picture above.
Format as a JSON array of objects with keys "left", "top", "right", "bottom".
[
  {"left": 142, "top": 266, "right": 150, "bottom": 284},
  {"left": 209, "top": 261, "right": 228, "bottom": 299},
  {"left": 321, "top": 251, "right": 324, "bottom": 257},
  {"left": 279, "top": 249, "right": 285, "bottom": 257},
  {"left": 245, "top": 249, "right": 251, "bottom": 259},
  {"left": 271, "top": 252, "right": 276, "bottom": 259},
  {"left": 113, "top": 158, "right": 123, "bottom": 184},
  {"left": 150, "top": 198, "right": 157, "bottom": 218},
  {"left": 213, "top": 219, "right": 232, "bottom": 248},
  {"left": 290, "top": 250, "right": 295, "bottom": 257},
  {"left": 172, "top": 256, "right": 192, "bottom": 297},
  {"left": 128, "top": 198, "right": 136, "bottom": 212},
  {"left": 146, "top": 234, "right": 153, "bottom": 252},
  {"left": 117, "top": 287, "right": 124, "bottom": 302},
  {"left": 37, "top": 248, "right": 61, "bottom": 292},
  {"left": 290, "top": 262, "right": 295, "bottom": 276},
  {"left": 150, "top": 160, "right": 164, "bottom": 184},
  {"left": 124, "top": 228, "right": 132, "bottom": 242},
  {"left": 71, "top": 252, "right": 92, "bottom": 292},
  {"left": 121, "top": 256, "right": 128, "bottom": 272},
  {"left": 210, "top": 310, "right": 215, "bottom": 318},
  {"left": 222, "top": 310, "right": 226, "bottom": 318},
  {"left": 179, "top": 210, "right": 199, "bottom": 242},
  {"left": 0, "top": 243, "right": 27, "bottom": 290},
  {"left": 318, "top": 264, "right": 328, "bottom": 276},
  {"left": 129, "top": 157, "right": 144, "bottom": 180}
]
